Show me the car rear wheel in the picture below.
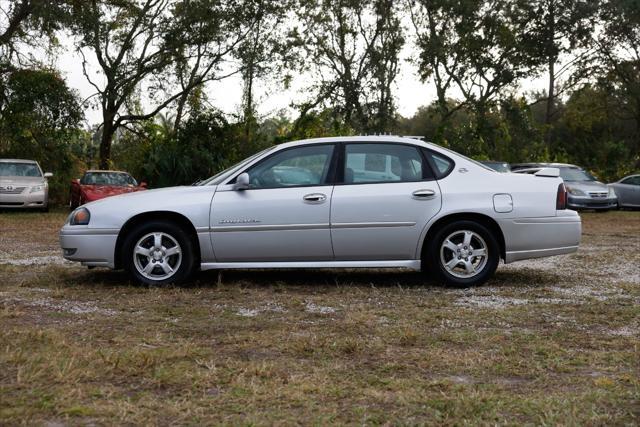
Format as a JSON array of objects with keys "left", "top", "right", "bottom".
[
  {"left": 425, "top": 220, "right": 499, "bottom": 287},
  {"left": 122, "top": 221, "right": 196, "bottom": 285}
]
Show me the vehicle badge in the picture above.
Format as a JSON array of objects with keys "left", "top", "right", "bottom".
[{"left": 6, "top": 185, "right": 13, "bottom": 191}]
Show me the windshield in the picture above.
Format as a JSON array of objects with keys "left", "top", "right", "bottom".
[
  {"left": 197, "top": 147, "right": 275, "bottom": 186},
  {"left": 81, "top": 172, "right": 137, "bottom": 186},
  {"left": 559, "top": 168, "right": 596, "bottom": 182},
  {"left": 0, "top": 162, "right": 42, "bottom": 177}
]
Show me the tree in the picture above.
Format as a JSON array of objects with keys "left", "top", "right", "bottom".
[
  {"left": 0, "top": 0, "right": 70, "bottom": 70},
  {"left": 0, "top": 68, "right": 85, "bottom": 201},
  {"left": 595, "top": 0, "right": 640, "bottom": 167},
  {"left": 293, "top": 0, "right": 404, "bottom": 134},
  {"left": 411, "top": 0, "right": 545, "bottom": 153},
  {"left": 72, "top": 0, "right": 262, "bottom": 168},
  {"left": 521, "top": 0, "right": 595, "bottom": 144},
  {"left": 234, "top": 1, "right": 292, "bottom": 144},
  {"left": 165, "top": 0, "right": 265, "bottom": 131}
]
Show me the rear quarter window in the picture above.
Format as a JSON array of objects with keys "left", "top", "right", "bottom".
[{"left": 422, "top": 149, "right": 454, "bottom": 179}]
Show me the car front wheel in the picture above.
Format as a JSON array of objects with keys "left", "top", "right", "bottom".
[
  {"left": 425, "top": 220, "right": 499, "bottom": 287},
  {"left": 122, "top": 221, "right": 196, "bottom": 285}
]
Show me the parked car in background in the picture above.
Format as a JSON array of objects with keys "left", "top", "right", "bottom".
[
  {"left": 61, "top": 136, "right": 581, "bottom": 287},
  {"left": 512, "top": 163, "right": 617, "bottom": 211},
  {"left": 480, "top": 161, "right": 511, "bottom": 173},
  {"left": 70, "top": 170, "right": 147, "bottom": 209},
  {"left": 0, "top": 159, "right": 52, "bottom": 211},
  {"left": 608, "top": 174, "right": 640, "bottom": 209}
]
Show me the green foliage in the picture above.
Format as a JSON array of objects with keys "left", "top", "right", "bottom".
[
  {"left": 113, "top": 110, "right": 270, "bottom": 187},
  {"left": 0, "top": 68, "right": 86, "bottom": 203}
]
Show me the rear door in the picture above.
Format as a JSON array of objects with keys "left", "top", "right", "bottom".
[{"left": 330, "top": 142, "right": 442, "bottom": 260}]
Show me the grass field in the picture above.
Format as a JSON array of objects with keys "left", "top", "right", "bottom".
[{"left": 1, "top": 209, "right": 638, "bottom": 425}]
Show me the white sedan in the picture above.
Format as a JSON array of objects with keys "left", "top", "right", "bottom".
[{"left": 60, "top": 136, "right": 581, "bottom": 286}]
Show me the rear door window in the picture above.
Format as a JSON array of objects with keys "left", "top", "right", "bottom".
[{"left": 343, "top": 144, "right": 430, "bottom": 184}]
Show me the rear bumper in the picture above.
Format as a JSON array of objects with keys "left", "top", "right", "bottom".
[
  {"left": 567, "top": 195, "right": 617, "bottom": 210},
  {"left": 59, "top": 226, "right": 119, "bottom": 268},
  {"left": 499, "top": 210, "right": 581, "bottom": 263},
  {"left": 0, "top": 192, "right": 48, "bottom": 208}
]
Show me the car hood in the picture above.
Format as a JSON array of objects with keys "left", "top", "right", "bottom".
[
  {"left": 563, "top": 181, "right": 608, "bottom": 192},
  {"left": 82, "top": 184, "right": 142, "bottom": 196},
  {"left": 0, "top": 176, "right": 45, "bottom": 186},
  {"left": 79, "top": 184, "right": 218, "bottom": 230}
]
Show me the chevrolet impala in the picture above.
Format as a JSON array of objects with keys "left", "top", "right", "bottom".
[{"left": 60, "top": 136, "right": 581, "bottom": 286}]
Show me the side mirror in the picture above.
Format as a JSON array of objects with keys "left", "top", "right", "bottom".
[
  {"left": 71, "top": 178, "right": 80, "bottom": 185},
  {"left": 139, "top": 181, "right": 148, "bottom": 188},
  {"left": 44, "top": 172, "right": 53, "bottom": 178},
  {"left": 234, "top": 173, "right": 250, "bottom": 190}
]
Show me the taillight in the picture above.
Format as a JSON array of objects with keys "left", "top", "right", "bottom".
[{"left": 556, "top": 183, "right": 567, "bottom": 210}]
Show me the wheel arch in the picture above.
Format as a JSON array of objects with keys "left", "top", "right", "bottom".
[
  {"left": 114, "top": 211, "right": 201, "bottom": 269},
  {"left": 419, "top": 212, "right": 506, "bottom": 262}
]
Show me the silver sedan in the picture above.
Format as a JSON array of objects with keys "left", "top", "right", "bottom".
[
  {"left": 0, "top": 159, "right": 53, "bottom": 211},
  {"left": 609, "top": 174, "right": 640, "bottom": 209},
  {"left": 60, "top": 136, "right": 581, "bottom": 286}
]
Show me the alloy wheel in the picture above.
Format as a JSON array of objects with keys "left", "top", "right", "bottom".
[
  {"left": 439, "top": 230, "right": 489, "bottom": 279},
  {"left": 133, "top": 232, "right": 182, "bottom": 281}
]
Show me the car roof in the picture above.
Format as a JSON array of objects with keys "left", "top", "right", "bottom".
[
  {"left": 0, "top": 159, "right": 39, "bottom": 164},
  {"left": 84, "top": 170, "right": 130, "bottom": 174},
  {"left": 276, "top": 135, "right": 433, "bottom": 150}
]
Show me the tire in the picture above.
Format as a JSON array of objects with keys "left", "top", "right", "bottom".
[
  {"left": 122, "top": 220, "right": 196, "bottom": 286},
  {"left": 424, "top": 220, "right": 500, "bottom": 287}
]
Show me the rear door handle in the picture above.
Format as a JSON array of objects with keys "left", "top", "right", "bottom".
[
  {"left": 412, "top": 189, "right": 436, "bottom": 199},
  {"left": 303, "top": 193, "right": 327, "bottom": 203}
]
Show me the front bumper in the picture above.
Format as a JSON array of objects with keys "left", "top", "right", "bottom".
[
  {"left": 499, "top": 210, "right": 582, "bottom": 263},
  {"left": 59, "top": 226, "right": 119, "bottom": 268},
  {"left": 567, "top": 195, "right": 617, "bottom": 210},
  {"left": 0, "top": 191, "right": 48, "bottom": 208}
]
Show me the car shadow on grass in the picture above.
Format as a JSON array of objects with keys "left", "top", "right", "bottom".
[{"left": 65, "top": 265, "right": 563, "bottom": 291}]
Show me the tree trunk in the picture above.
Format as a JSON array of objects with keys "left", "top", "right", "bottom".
[
  {"left": 544, "top": 0, "right": 556, "bottom": 146},
  {"left": 99, "top": 115, "right": 115, "bottom": 169},
  {"left": 545, "top": 56, "right": 556, "bottom": 146},
  {"left": 174, "top": 92, "right": 188, "bottom": 131}
]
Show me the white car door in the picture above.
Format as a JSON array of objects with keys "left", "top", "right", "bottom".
[
  {"left": 210, "top": 144, "right": 336, "bottom": 262},
  {"left": 331, "top": 143, "right": 443, "bottom": 261}
]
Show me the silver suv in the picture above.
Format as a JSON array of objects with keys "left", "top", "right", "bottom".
[{"left": 0, "top": 159, "right": 53, "bottom": 211}]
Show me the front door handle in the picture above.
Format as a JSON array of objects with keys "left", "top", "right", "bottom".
[
  {"left": 303, "top": 193, "right": 327, "bottom": 203},
  {"left": 412, "top": 189, "right": 436, "bottom": 199}
]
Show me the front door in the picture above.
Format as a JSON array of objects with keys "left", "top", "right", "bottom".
[
  {"left": 210, "top": 144, "right": 336, "bottom": 262},
  {"left": 331, "top": 143, "right": 442, "bottom": 260}
]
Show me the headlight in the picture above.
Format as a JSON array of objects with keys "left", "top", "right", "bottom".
[
  {"left": 69, "top": 207, "right": 90, "bottom": 225},
  {"left": 30, "top": 184, "right": 44, "bottom": 193},
  {"left": 566, "top": 186, "right": 586, "bottom": 196},
  {"left": 608, "top": 187, "right": 616, "bottom": 197}
]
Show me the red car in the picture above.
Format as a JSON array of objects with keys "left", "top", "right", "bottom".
[{"left": 70, "top": 170, "right": 147, "bottom": 208}]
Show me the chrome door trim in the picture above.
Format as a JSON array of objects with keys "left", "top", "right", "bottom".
[
  {"left": 211, "top": 223, "right": 330, "bottom": 232},
  {"left": 331, "top": 221, "right": 416, "bottom": 229},
  {"left": 201, "top": 259, "right": 422, "bottom": 271}
]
